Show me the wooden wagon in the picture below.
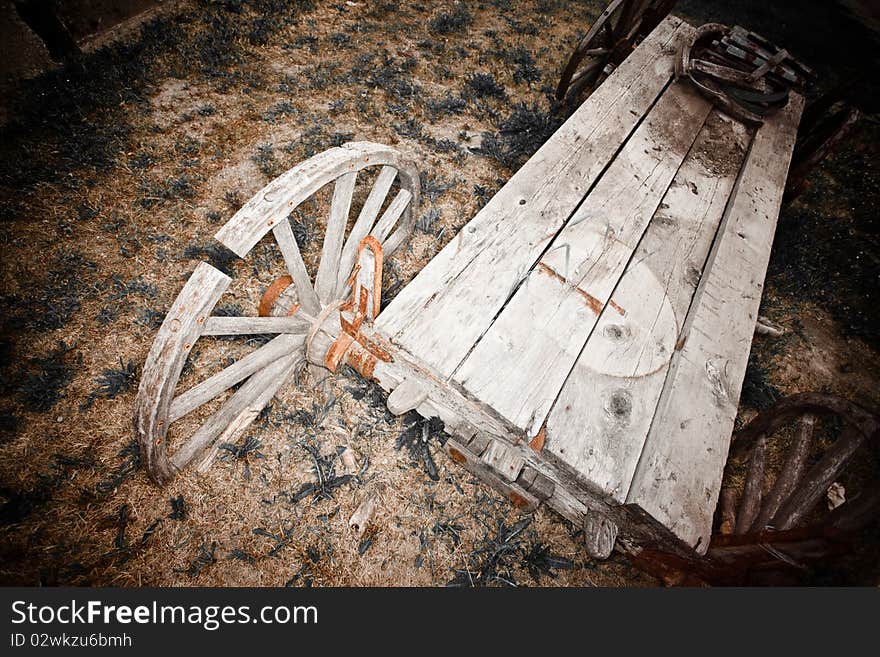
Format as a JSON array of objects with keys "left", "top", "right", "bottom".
[{"left": 134, "top": 15, "right": 830, "bottom": 577}]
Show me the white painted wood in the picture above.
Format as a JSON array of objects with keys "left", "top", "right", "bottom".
[
  {"left": 273, "top": 218, "right": 321, "bottom": 316},
  {"left": 454, "top": 81, "right": 713, "bottom": 435},
  {"left": 315, "top": 171, "right": 357, "bottom": 305},
  {"left": 370, "top": 189, "right": 413, "bottom": 245},
  {"left": 387, "top": 379, "right": 427, "bottom": 415},
  {"left": 626, "top": 95, "right": 804, "bottom": 553},
  {"left": 542, "top": 112, "right": 751, "bottom": 501},
  {"left": 202, "top": 315, "right": 311, "bottom": 335},
  {"left": 168, "top": 332, "right": 306, "bottom": 423},
  {"left": 376, "top": 17, "right": 691, "bottom": 380},
  {"left": 215, "top": 142, "right": 419, "bottom": 258},
  {"left": 171, "top": 352, "right": 300, "bottom": 470},
  {"left": 336, "top": 165, "right": 398, "bottom": 294}
]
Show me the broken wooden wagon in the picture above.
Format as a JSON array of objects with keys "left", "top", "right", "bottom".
[{"left": 135, "top": 16, "right": 811, "bottom": 568}]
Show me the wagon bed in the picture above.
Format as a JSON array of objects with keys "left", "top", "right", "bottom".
[
  {"left": 370, "top": 15, "right": 802, "bottom": 557},
  {"left": 136, "top": 15, "right": 803, "bottom": 564}
]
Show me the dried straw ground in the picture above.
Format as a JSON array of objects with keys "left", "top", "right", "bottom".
[{"left": 0, "top": 0, "right": 878, "bottom": 586}]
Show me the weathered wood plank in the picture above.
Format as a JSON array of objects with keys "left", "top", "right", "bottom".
[
  {"left": 133, "top": 262, "right": 231, "bottom": 485},
  {"left": 336, "top": 165, "right": 398, "bottom": 293},
  {"left": 202, "top": 315, "right": 311, "bottom": 335},
  {"left": 168, "top": 332, "right": 305, "bottom": 423},
  {"left": 315, "top": 171, "right": 357, "bottom": 306},
  {"left": 273, "top": 218, "right": 321, "bottom": 316},
  {"left": 626, "top": 94, "right": 804, "bottom": 553},
  {"left": 376, "top": 17, "right": 691, "bottom": 378},
  {"left": 542, "top": 112, "right": 751, "bottom": 500},
  {"left": 455, "top": 81, "right": 714, "bottom": 435}
]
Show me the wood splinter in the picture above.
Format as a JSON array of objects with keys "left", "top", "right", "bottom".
[{"left": 349, "top": 493, "right": 379, "bottom": 538}]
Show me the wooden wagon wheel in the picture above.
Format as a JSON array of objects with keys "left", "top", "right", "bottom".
[
  {"left": 134, "top": 142, "right": 420, "bottom": 486},
  {"left": 556, "top": 0, "right": 677, "bottom": 106},
  {"left": 709, "top": 393, "right": 880, "bottom": 584}
]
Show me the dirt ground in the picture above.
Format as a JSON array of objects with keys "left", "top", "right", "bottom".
[{"left": 0, "top": 0, "right": 878, "bottom": 586}]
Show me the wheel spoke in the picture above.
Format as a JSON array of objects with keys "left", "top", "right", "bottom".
[
  {"left": 273, "top": 218, "right": 321, "bottom": 315},
  {"left": 750, "top": 413, "right": 814, "bottom": 532},
  {"left": 202, "top": 315, "right": 311, "bottom": 336},
  {"left": 337, "top": 165, "right": 398, "bottom": 294},
  {"left": 315, "top": 171, "right": 357, "bottom": 305},
  {"left": 170, "top": 352, "right": 301, "bottom": 471},
  {"left": 372, "top": 188, "right": 413, "bottom": 251},
  {"left": 772, "top": 424, "right": 865, "bottom": 531},
  {"left": 169, "top": 332, "right": 306, "bottom": 423}
]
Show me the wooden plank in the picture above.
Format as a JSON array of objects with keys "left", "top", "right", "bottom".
[
  {"left": 273, "top": 218, "right": 321, "bottom": 316},
  {"left": 455, "top": 81, "right": 714, "bottom": 435},
  {"left": 315, "top": 171, "right": 357, "bottom": 306},
  {"left": 626, "top": 94, "right": 805, "bottom": 553},
  {"left": 542, "top": 112, "right": 751, "bottom": 500},
  {"left": 215, "top": 142, "right": 419, "bottom": 259},
  {"left": 376, "top": 17, "right": 691, "bottom": 378},
  {"left": 202, "top": 315, "right": 311, "bottom": 336},
  {"left": 336, "top": 165, "right": 398, "bottom": 293},
  {"left": 168, "top": 332, "right": 305, "bottom": 423}
]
